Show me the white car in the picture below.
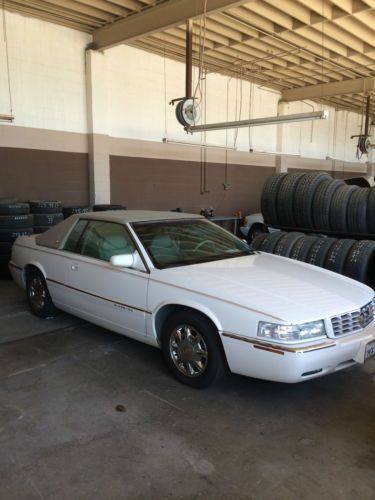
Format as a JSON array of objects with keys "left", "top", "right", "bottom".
[
  {"left": 240, "top": 213, "right": 277, "bottom": 242},
  {"left": 9, "top": 210, "right": 375, "bottom": 388}
]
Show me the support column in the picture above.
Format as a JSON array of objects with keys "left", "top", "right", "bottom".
[
  {"left": 86, "top": 50, "right": 111, "bottom": 205},
  {"left": 275, "top": 100, "right": 288, "bottom": 173}
]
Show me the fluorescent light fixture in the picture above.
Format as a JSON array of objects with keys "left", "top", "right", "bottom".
[
  {"left": 187, "top": 110, "right": 329, "bottom": 133},
  {"left": 250, "top": 149, "right": 300, "bottom": 157},
  {"left": 162, "top": 138, "right": 237, "bottom": 151},
  {"left": 0, "top": 114, "right": 14, "bottom": 122}
]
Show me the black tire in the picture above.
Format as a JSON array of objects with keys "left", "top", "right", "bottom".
[
  {"left": 93, "top": 204, "right": 126, "bottom": 212},
  {"left": 347, "top": 188, "right": 369, "bottom": 234},
  {"left": 261, "top": 173, "right": 287, "bottom": 226},
  {"left": 276, "top": 173, "right": 305, "bottom": 228},
  {"left": 0, "top": 202, "right": 30, "bottom": 215},
  {"left": 33, "top": 226, "right": 51, "bottom": 234},
  {"left": 261, "top": 231, "right": 286, "bottom": 253},
  {"left": 0, "top": 265, "right": 11, "bottom": 280},
  {"left": 0, "top": 254, "right": 11, "bottom": 265},
  {"left": 343, "top": 240, "right": 375, "bottom": 287},
  {"left": 0, "top": 214, "right": 33, "bottom": 228},
  {"left": 367, "top": 188, "right": 375, "bottom": 234},
  {"left": 274, "top": 232, "right": 305, "bottom": 257},
  {"left": 312, "top": 179, "right": 345, "bottom": 231},
  {"left": 293, "top": 172, "right": 331, "bottom": 229},
  {"left": 29, "top": 200, "right": 62, "bottom": 214},
  {"left": 307, "top": 237, "right": 337, "bottom": 267},
  {"left": 161, "top": 310, "right": 225, "bottom": 388},
  {"left": 0, "top": 227, "right": 33, "bottom": 242},
  {"left": 248, "top": 223, "right": 269, "bottom": 243},
  {"left": 329, "top": 185, "right": 358, "bottom": 233},
  {"left": 26, "top": 268, "right": 58, "bottom": 318},
  {"left": 0, "top": 242, "right": 12, "bottom": 255},
  {"left": 33, "top": 213, "right": 64, "bottom": 226},
  {"left": 251, "top": 233, "right": 269, "bottom": 250},
  {"left": 324, "top": 238, "right": 356, "bottom": 274},
  {"left": 289, "top": 235, "right": 321, "bottom": 262},
  {"left": 63, "top": 206, "right": 91, "bottom": 218}
]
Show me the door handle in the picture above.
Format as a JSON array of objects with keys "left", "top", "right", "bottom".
[{"left": 71, "top": 264, "right": 79, "bottom": 271}]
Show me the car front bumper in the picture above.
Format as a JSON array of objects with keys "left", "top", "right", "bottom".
[{"left": 221, "top": 323, "right": 375, "bottom": 383}]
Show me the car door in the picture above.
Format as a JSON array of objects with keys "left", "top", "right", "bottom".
[{"left": 63, "top": 219, "right": 149, "bottom": 340}]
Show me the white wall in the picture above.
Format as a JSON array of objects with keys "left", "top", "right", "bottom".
[
  {"left": 0, "top": 10, "right": 372, "bottom": 166},
  {"left": 0, "top": 10, "right": 90, "bottom": 133}
]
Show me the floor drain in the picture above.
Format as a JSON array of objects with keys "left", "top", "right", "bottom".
[{"left": 115, "top": 404, "right": 126, "bottom": 413}]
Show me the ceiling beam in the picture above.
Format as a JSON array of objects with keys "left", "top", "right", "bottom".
[
  {"left": 282, "top": 76, "right": 375, "bottom": 101},
  {"left": 92, "top": 0, "right": 252, "bottom": 50}
]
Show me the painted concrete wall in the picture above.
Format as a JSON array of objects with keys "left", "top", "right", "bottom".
[
  {"left": 0, "top": 10, "right": 372, "bottom": 209},
  {"left": 0, "top": 10, "right": 372, "bottom": 166}
]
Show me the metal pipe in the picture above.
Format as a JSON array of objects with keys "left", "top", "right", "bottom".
[
  {"left": 185, "top": 19, "right": 193, "bottom": 98},
  {"left": 364, "top": 95, "right": 371, "bottom": 136},
  {"left": 187, "top": 110, "right": 329, "bottom": 133}
]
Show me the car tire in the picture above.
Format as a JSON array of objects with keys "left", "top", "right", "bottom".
[
  {"left": 248, "top": 223, "right": 269, "bottom": 242},
  {"left": 261, "top": 231, "right": 285, "bottom": 253},
  {"left": 93, "top": 204, "right": 126, "bottom": 212},
  {"left": 293, "top": 172, "right": 331, "bottom": 229},
  {"left": 161, "top": 310, "right": 225, "bottom": 388},
  {"left": 343, "top": 240, "right": 375, "bottom": 287},
  {"left": 276, "top": 173, "right": 305, "bottom": 228},
  {"left": 33, "top": 213, "right": 64, "bottom": 226},
  {"left": 347, "top": 188, "right": 369, "bottom": 234},
  {"left": 26, "top": 268, "right": 58, "bottom": 318},
  {"left": 324, "top": 239, "right": 356, "bottom": 274},
  {"left": 261, "top": 173, "right": 287, "bottom": 226},
  {"left": 29, "top": 200, "right": 62, "bottom": 214},
  {"left": 274, "top": 232, "right": 305, "bottom": 257},
  {"left": 312, "top": 179, "right": 344, "bottom": 230},
  {"left": 307, "top": 237, "right": 337, "bottom": 268},
  {"left": 251, "top": 233, "right": 269, "bottom": 250},
  {"left": 289, "top": 235, "right": 321, "bottom": 262},
  {"left": 63, "top": 206, "right": 91, "bottom": 218},
  {"left": 329, "top": 185, "right": 358, "bottom": 233},
  {"left": 0, "top": 202, "right": 30, "bottom": 215},
  {"left": 368, "top": 188, "right": 375, "bottom": 234},
  {"left": 0, "top": 214, "right": 33, "bottom": 228},
  {"left": 0, "top": 227, "right": 33, "bottom": 242}
]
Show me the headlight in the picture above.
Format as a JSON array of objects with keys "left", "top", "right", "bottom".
[{"left": 258, "top": 320, "right": 326, "bottom": 343}]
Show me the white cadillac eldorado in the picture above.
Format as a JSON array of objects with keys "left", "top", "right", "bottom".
[{"left": 9, "top": 210, "right": 375, "bottom": 388}]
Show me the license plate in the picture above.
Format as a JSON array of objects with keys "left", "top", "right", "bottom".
[{"left": 365, "top": 340, "right": 375, "bottom": 361}]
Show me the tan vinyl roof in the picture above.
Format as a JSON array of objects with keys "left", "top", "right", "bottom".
[{"left": 4, "top": 0, "right": 375, "bottom": 116}]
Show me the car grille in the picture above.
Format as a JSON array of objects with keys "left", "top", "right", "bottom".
[{"left": 331, "top": 301, "right": 374, "bottom": 337}]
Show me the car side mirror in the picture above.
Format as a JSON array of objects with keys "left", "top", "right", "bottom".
[{"left": 110, "top": 253, "right": 134, "bottom": 268}]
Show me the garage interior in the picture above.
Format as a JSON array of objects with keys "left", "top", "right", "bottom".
[{"left": 1, "top": 0, "right": 375, "bottom": 498}]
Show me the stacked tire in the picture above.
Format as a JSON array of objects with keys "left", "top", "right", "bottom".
[
  {"left": 252, "top": 231, "right": 375, "bottom": 288},
  {"left": 63, "top": 205, "right": 91, "bottom": 219},
  {"left": 0, "top": 202, "right": 33, "bottom": 279},
  {"left": 262, "top": 172, "right": 374, "bottom": 235},
  {"left": 29, "top": 201, "right": 64, "bottom": 234},
  {"left": 93, "top": 204, "right": 126, "bottom": 212}
]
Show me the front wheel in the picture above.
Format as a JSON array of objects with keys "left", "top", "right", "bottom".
[
  {"left": 161, "top": 311, "right": 225, "bottom": 388},
  {"left": 26, "top": 269, "right": 58, "bottom": 318}
]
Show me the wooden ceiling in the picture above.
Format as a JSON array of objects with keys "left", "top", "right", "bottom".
[{"left": 4, "top": 0, "right": 375, "bottom": 117}]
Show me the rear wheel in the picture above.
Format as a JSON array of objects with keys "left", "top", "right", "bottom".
[
  {"left": 161, "top": 311, "right": 225, "bottom": 388},
  {"left": 26, "top": 268, "right": 58, "bottom": 318}
]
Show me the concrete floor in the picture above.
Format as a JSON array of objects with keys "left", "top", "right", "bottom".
[{"left": 0, "top": 280, "right": 374, "bottom": 500}]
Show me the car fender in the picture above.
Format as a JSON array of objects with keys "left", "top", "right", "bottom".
[
  {"left": 24, "top": 259, "right": 48, "bottom": 281},
  {"left": 152, "top": 299, "right": 224, "bottom": 337}
]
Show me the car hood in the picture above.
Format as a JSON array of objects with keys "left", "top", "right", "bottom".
[{"left": 151, "top": 252, "right": 373, "bottom": 323}]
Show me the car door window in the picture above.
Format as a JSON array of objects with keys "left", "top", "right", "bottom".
[
  {"left": 63, "top": 219, "right": 89, "bottom": 252},
  {"left": 77, "top": 221, "right": 136, "bottom": 262}
]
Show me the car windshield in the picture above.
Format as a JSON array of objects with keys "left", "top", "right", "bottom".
[{"left": 132, "top": 219, "right": 253, "bottom": 269}]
